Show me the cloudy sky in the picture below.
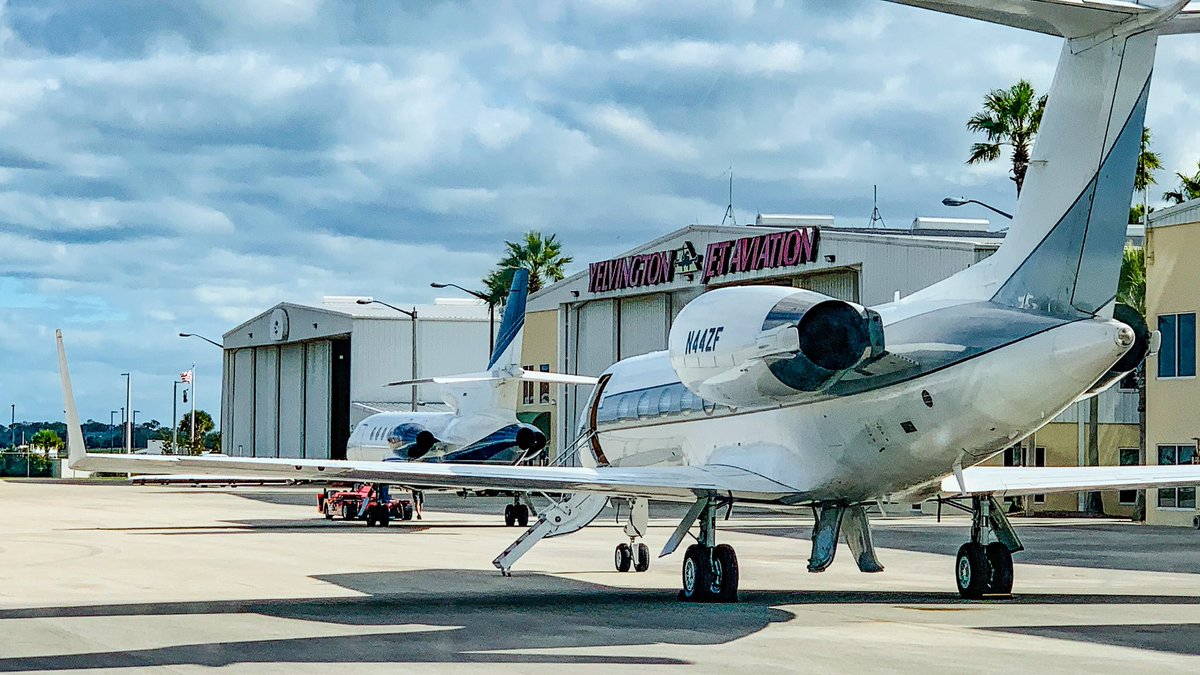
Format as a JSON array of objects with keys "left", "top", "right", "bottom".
[{"left": 2, "top": 0, "right": 1198, "bottom": 426}]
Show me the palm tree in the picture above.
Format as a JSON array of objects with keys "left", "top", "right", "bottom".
[
  {"left": 1132, "top": 127, "right": 1162, "bottom": 224},
  {"left": 966, "top": 79, "right": 1048, "bottom": 196},
  {"left": 482, "top": 231, "right": 573, "bottom": 304},
  {"left": 1163, "top": 160, "right": 1200, "bottom": 205}
]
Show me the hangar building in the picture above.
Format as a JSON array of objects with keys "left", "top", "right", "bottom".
[{"left": 219, "top": 297, "right": 490, "bottom": 459}]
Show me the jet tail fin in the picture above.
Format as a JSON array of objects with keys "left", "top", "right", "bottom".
[
  {"left": 897, "top": 0, "right": 1196, "bottom": 318},
  {"left": 487, "top": 268, "right": 529, "bottom": 371},
  {"left": 56, "top": 329, "right": 89, "bottom": 470}
]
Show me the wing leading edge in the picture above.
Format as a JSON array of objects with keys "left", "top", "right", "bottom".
[{"left": 943, "top": 465, "right": 1200, "bottom": 497}]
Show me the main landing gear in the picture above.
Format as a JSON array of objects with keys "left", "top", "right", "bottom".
[
  {"left": 504, "top": 494, "right": 531, "bottom": 527},
  {"left": 664, "top": 498, "right": 738, "bottom": 602},
  {"left": 947, "top": 495, "right": 1022, "bottom": 599},
  {"left": 614, "top": 498, "right": 651, "bottom": 573}
]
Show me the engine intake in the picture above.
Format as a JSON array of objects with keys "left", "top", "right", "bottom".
[{"left": 669, "top": 286, "right": 883, "bottom": 406}]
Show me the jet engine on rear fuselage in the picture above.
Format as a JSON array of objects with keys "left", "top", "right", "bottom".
[{"left": 668, "top": 286, "right": 884, "bottom": 406}]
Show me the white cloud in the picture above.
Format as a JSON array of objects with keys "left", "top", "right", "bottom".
[{"left": 584, "top": 104, "right": 699, "bottom": 160}]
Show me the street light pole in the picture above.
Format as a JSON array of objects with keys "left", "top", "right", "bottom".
[
  {"left": 431, "top": 281, "right": 494, "bottom": 358},
  {"left": 357, "top": 299, "right": 419, "bottom": 411},
  {"left": 10, "top": 404, "right": 14, "bottom": 450},
  {"left": 109, "top": 410, "right": 118, "bottom": 450},
  {"left": 121, "top": 373, "right": 131, "bottom": 454},
  {"left": 941, "top": 196, "right": 1014, "bottom": 221}
]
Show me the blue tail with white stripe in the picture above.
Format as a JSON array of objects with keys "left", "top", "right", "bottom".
[{"left": 488, "top": 269, "right": 529, "bottom": 370}]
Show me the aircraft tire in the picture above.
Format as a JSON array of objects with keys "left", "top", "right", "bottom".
[
  {"left": 680, "top": 544, "right": 710, "bottom": 601},
  {"left": 615, "top": 543, "right": 633, "bottom": 572},
  {"left": 713, "top": 544, "right": 739, "bottom": 602},
  {"left": 634, "top": 543, "right": 651, "bottom": 572},
  {"left": 985, "top": 542, "right": 1013, "bottom": 595},
  {"left": 516, "top": 504, "right": 530, "bottom": 527},
  {"left": 504, "top": 504, "right": 516, "bottom": 527},
  {"left": 956, "top": 543, "right": 990, "bottom": 599}
]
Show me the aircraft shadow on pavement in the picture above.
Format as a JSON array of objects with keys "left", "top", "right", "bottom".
[
  {"left": 2, "top": 570, "right": 1200, "bottom": 670},
  {"left": 0, "top": 570, "right": 787, "bottom": 670}
]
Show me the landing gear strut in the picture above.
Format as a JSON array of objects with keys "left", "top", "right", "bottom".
[
  {"left": 674, "top": 498, "right": 738, "bottom": 602},
  {"left": 950, "top": 495, "right": 1021, "bottom": 599},
  {"left": 613, "top": 498, "right": 651, "bottom": 573}
]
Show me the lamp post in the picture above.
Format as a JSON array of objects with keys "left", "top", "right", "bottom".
[
  {"left": 132, "top": 410, "right": 141, "bottom": 451},
  {"left": 942, "top": 196, "right": 1014, "bottom": 221},
  {"left": 431, "top": 281, "right": 495, "bottom": 359},
  {"left": 121, "top": 373, "right": 131, "bottom": 453},
  {"left": 179, "top": 332, "right": 222, "bottom": 348},
  {"left": 9, "top": 404, "right": 14, "bottom": 450},
  {"left": 180, "top": 333, "right": 220, "bottom": 453},
  {"left": 357, "top": 299, "right": 419, "bottom": 411},
  {"left": 109, "top": 410, "right": 118, "bottom": 450}
]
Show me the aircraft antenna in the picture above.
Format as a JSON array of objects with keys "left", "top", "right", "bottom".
[
  {"left": 867, "top": 184, "right": 886, "bottom": 228},
  {"left": 721, "top": 168, "right": 737, "bottom": 226}
]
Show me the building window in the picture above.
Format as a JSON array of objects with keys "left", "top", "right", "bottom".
[
  {"left": 522, "top": 364, "right": 535, "bottom": 404},
  {"left": 1003, "top": 445, "right": 1024, "bottom": 467},
  {"left": 1157, "top": 313, "right": 1197, "bottom": 379},
  {"left": 1157, "top": 444, "right": 1197, "bottom": 509},
  {"left": 1032, "top": 446, "right": 1046, "bottom": 504},
  {"left": 1118, "top": 447, "right": 1139, "bottom": 505},
  {"left": 538, "top": 364, "right": 551, "bottom": 403}
]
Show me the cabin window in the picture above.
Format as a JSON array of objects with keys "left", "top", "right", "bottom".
[
  {"left": 617, "top": 394, "right": 636, "bottom": 420},
  {"left": 1157, "top": 444, "right": 1197, "bottom": 509},
  {"left": 658, "top": 387, "right": 679, "bottom": 416},
  {"left": 1157, "top": 313, "right": 1196, "bottom": 379},
  {"left": 636, "top": 390, "right": 654, "bottom": 418}
]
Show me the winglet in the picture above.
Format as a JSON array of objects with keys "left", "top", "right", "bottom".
[{"left": 56, "top": 329, "right": 88, "bottom": 469}]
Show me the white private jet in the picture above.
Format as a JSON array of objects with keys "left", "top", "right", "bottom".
[{"left": 58, "top": 0, "right": 1200, "bottom": 603}]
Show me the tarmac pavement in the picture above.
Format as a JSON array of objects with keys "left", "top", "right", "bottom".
[{"left": 1, "top": 480, "right": 1198, "bottom": 673}]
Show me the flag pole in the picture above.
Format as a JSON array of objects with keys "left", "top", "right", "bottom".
[{"left": 190, "top": 362, "right": 196, "bottom": 453}]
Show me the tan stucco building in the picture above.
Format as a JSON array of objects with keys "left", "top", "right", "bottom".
[{"left": 1145, "top": 199, "right": 1200, "bottom": 527}]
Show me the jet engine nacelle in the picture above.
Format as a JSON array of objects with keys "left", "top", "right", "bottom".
[
  {"left": 1082, "top": 303, "right": 1154, "bottom": 397},
  {"left": 387, "top": 423, "right": 439, "bottom": 460},
  {"left": 516, "top": 425, "right": 547, "bottom": 456},
  {"left": 668, "top": 286, "right": 883, "bottom": 406}
]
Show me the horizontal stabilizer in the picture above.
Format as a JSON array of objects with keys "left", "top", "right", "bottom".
[
  {"left": 385, "top": 369, "right": 598, "bottom": 388},
  {"left": 517, "top": 370, "right": 599, "bottom": 386},
  {"left": 885, "top": 0, "right": 1194, "bottom": 38},
  {"left": 942, "top": 465, "right": 1200, "bottom": 497}
]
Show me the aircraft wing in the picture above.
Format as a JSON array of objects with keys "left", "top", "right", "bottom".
[
  {"left": 942, "top": 465, "right": 1200, "bottom": 497},
  {"left": 68, "top": 451, "right": 799, "bottom": 503}
]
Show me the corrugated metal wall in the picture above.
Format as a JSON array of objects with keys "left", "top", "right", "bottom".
[
  {"left": 231, "top": 349, "right": 255, "bottom": 456},
  {"left": 304, "top": 341, "right": 331, "bottom": 459},
  {"left": 350, "top": 319, "right": 410, "bottom": 406},
  {"left": 798, "top": 269, "right": 860, "bottom": 302},
  {"left": 254, "top": 347, "right": 279, "bottom": 457},
  {"left": 277, "top": 343, "right": 305, "bottom": 458},
  {"left": 618, "top": 295, "right": 669, "bottom": 359}
]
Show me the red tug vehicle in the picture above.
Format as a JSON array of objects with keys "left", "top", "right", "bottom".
[{"left": 318, "top": 485, "right": 414, "bottom": 526}]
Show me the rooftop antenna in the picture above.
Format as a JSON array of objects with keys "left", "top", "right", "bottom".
[
  {"left": 721, "top": 167, "right": 737, "bottom": 226},
  {"left": 867, "top": 184, "right": 886, "bottom": 228}
]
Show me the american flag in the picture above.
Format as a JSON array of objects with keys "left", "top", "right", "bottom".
[{"left": 180, "top": 370, "right": 193, "bottom": 383}]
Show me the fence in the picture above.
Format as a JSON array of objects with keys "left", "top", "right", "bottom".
[{"left": 0, "top": 450, "right": 58, "bottom": 477}]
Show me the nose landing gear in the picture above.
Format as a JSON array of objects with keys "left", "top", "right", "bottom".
[{"left": 613, "top": 498, "right": 652, "bottom": 573}]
